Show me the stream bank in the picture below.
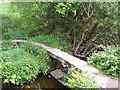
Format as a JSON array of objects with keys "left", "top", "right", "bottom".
[{"left": 2, "top": 74, "right": 70, "bottom": 90}]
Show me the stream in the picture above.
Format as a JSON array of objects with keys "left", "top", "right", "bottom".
[{"left": 1, "top": 74, "right": 70, "bottom": 90}]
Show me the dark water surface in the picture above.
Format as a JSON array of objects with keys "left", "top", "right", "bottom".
[{"left": 1, "top": 74, "right": 70, "bottom": 90}]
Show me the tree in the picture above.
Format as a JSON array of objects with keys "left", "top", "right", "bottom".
[{"left": 48, "top": 2, "right": 119, "bottom": 59}]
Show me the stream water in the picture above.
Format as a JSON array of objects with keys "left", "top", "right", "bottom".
[{"left": 1, "top": 74, "right": 70, "bottom": 90}]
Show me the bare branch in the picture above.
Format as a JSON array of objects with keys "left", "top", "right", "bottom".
[{"left": 87, "top": 1, "right": 91, "bottom": 17}]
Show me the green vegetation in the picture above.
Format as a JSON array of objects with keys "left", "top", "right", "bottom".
[
  {"left": 1, "top": 2, "right": 118, "bottom": 56},
  {"left": 1, "top": 42, "right": 49, "bottom": 85},
  {"left": 19, "top": 43, "right": 49, "bottom": 75},
  {"left": 0, "top": 2, "right": 119, "bottom": 87},
  {"left": 2, "top": 57, "right": 40, "bottom": 85},
  {"left": 31, "top": 34, "right": 69, "bottom": 51},
  {"left": 47, "top": 2, "right": 119, "bottom": 58},
  {"left": 1, "top": 2, "right": 40, "bottom": 40},
  {"left": 63, "top": 68, "right": 99, "bottom": 89},
  {"left": 88, "top": 46, "right": 120, "bottom": 78}
]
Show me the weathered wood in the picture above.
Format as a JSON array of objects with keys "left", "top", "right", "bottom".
[
  {"left": 47, "top": 48, "right": 87, "bottom": 66},
  {"left": 1, "top": 40, "right": 119, "bottom": 88},
  {"left": 10, "top": 40, "right": 98, "bottom": 73},
  {"left": 11, "top": 40, "right": 88, "bottom": 69},
  {"left": 50, "top": 69, "right": 66, "bottom": 85},
  {"left": 0, "top": 40, "right": 103, "bottom": 73}
]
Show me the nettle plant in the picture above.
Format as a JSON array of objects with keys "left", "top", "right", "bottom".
[
  {"left": 88, "top": 46, "right": 120, "bottom": 78},
  {"left": 63, "top": 68, "right": 99, "bottom": 89},
  {"left": 19, "top": 43, "right": 50, "bottom": 75},
  {"left": 2, "top": 59, "right": 40, "bottom": 85},
  {"left": 1, "top": 42, "right": 49, "bottom": 85}
]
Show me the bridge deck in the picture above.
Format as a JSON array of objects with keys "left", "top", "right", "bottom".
[
  {"left": 2, "top": 40, "right": 118, "bottom": 88},
  {"left": 10, "top": 40, "right": 98, "bottom": 73},
  {"left": 11, "top": 40, "right": 96, "bottom": 72}
]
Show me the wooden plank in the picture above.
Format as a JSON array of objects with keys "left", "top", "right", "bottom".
[
  {"left": 1, "top": 40, "right": 119, "bottom": 88},
  {"left": 11, "top": 40, "right": 87, "bottom": 68},
  {"left": 0, "top": 41, "right": 99, "bottom": 71},
  {"left": 47, "top": 48, "right": 87, "bottom": 67},
  {"left": 1, "top": 40, "right": 98, "bottom": 73},
  {"left": 50, "top": 69, "right": 66, "bottom": 85}
]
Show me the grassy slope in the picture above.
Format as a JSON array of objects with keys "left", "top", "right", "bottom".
[{"left": 30, "top": 34, "right": 70, "bottom": 52}]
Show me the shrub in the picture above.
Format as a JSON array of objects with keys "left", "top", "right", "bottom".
[
  {"left": 1, "top": 59, "right": 40, "bottom": 85},
  {"left": 1, "top": 47, "right": 40, "bottom": 85},
  {"left": 63, "top": 68, "right": 99, "bottom": 89},
  {"left": 2, "top": 16, "right": 28, "bottom": 40},
  {"left": 1, "top": 40, "right": 13, "bottom": 51},
  {"left": 1, "top": 48, "right": 28, "bottom": 63},
  {"left": 18, "top": 42, "right": 50, "bottom": 75},
  {"left": 88, "top": 46, "right": 120, "bottom": 78},
  {"left": 1, "top": 42, "right": 50, "bottom": 85}
]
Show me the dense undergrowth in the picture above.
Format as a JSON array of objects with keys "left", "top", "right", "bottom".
[
  {"left": 63, "top": 68, "right": 99, "bottom": 89},
  {"left": 1, "top": 2, "right": 119, "bottom": 87},
  {"left": 31, "top": 34, "right": 69, "bottom": 51},
  {"left": 0, "top": 41, "right": 49, "bottom": 85},
  {"left": 88, "top": 46, "right": 120, "bottom": 78}
]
